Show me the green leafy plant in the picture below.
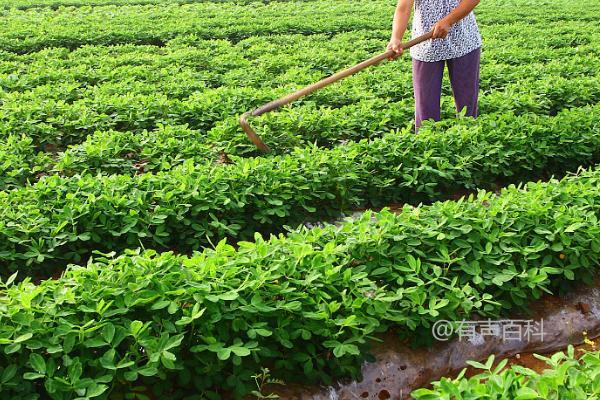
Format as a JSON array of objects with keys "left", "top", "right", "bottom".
[
  {"left": 0, "top": 168, "right": 598, "bottom": 398},
  {"left": 1, "top": 104, "right": 598, "bottom": 276},
  {"left": 412, "top": 346, "right": 600, "bottom": 399}
]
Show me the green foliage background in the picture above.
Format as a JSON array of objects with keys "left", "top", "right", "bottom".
[{"left": 0, "top": 0, "right": 598, "bottom": 398}]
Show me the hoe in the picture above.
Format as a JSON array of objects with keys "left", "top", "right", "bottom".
[{"left": 240, "top": 31, "right": 433, "bottom": 153}]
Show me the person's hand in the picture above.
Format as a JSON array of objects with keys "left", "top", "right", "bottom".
[
  {"left": 387, "top": 38, "right": 404, "bottom": 60},
  {"left": 432, "top": 19, "right": 452, "bottom": 39}
]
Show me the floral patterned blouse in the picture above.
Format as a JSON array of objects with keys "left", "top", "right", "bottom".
[{"left": 410, "top": 0, "right": 482, "bottom": 62}]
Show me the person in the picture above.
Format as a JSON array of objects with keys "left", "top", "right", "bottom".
[{"left": 387, "top": 0, "right": 482, "bottom": 130}]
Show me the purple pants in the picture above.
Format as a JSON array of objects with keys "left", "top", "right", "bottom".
[{"left": 412, "top": 47, "right": 481, "bottom": 129}]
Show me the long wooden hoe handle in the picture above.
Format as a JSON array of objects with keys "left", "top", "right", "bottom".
[{"left": 239, "top": 31, "right": 434, "bottom": 153}]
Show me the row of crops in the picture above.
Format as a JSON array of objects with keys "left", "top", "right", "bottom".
[
  {"left": 2, "top": 168, "right": 599, "bottom": 398},
  {"left": 0, "top": 51, "right": 596, "bottom": 177},
  {"left": 3, "top": 105, "right": 599, "bottom": 275},
  {"left": 0, "top": 0, "right": 598, "bottom": 53},
  {"left": 0, "top": 0, "right": 599, "bottom": 398}
]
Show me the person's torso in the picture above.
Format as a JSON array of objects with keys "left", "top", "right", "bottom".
[{"left": 411, "top": 0, "right": 482, "bottom": 62}]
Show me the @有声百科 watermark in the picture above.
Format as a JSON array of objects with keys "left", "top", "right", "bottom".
[{"left": 432, "top": 319, "right": 545, "bottom": 343}]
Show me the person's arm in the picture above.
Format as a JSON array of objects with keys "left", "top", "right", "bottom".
[
  {"left": 432, "top": 0, "right": 480, "bottom": 39},
  {"left": 387, "top": 0, "right": 414, "bottom": 58}
]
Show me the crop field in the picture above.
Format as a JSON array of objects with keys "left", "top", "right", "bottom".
[{"left": 0, "top": 0, "right": 599, "bottom": 398}]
